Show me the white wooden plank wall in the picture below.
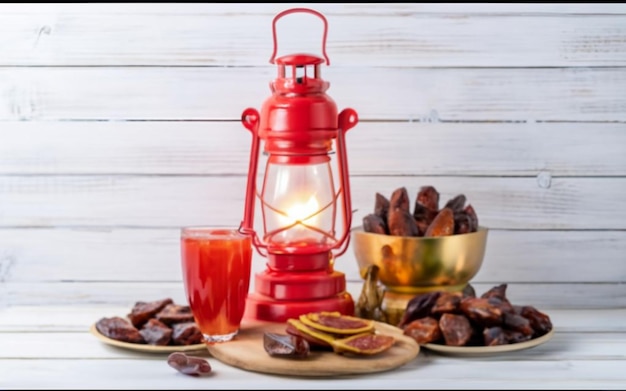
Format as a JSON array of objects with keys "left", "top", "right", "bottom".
[{"left": 0, "top": 3, "right": 625, "bottom": 309}]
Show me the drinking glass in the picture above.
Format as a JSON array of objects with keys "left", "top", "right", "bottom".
[{"left": 180, "top": 227, "right": 252, "bottom": 343}]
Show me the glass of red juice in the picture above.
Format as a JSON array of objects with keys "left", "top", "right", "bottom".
[{"left": 180, "top": 227, "right": 252, "bottom": 343}]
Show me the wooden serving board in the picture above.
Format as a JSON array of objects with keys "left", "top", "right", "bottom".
[{"left": 206, "top": 319, "right": 420, "bottom": 377}]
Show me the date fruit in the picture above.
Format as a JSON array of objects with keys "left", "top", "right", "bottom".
[
  {"left": 403, "top": 316, "right": 442, "bottom": 344},
  {"left": 397, "top": 291, "right": 441, "bottom": 329},
  {"left": 167, "top": 352, "right": 212, "bottom": 377},
  {"left": 264, "top": 332, "right": 310, "bottom": 359},
  {"left": 424, "top": 207, "right": 455, "bottom": 237}
]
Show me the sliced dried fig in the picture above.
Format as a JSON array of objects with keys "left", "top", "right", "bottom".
[
  {"left": 332, "top": 333, "right": 395, "bottom": 356},
  {"left": 299, "top": 311, "right": 375, "bottom": 335},
  {"left": 286, "top": 319, "right": 335, "bottom": 349}
]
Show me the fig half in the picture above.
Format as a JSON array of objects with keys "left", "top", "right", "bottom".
[
  {"left": 286, "top": 319, "right": 335, "bottom": 349},
  {"left": 299, "top": 311, "right": 375, "bottom": 335},
  {"left": 333, "top": 333, "right": 396, "bottom": 356}
]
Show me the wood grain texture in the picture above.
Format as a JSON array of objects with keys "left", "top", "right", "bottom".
[
  {"left": 0, "top": 176, "right": 623, "bottom": 229},
  {"left": 4, "top": 306, "right": 623, "bottom": 333},
  {"left": 0, "top": 121, "right": 624, "bottom": 176},
  {"left": 0, "top": 4, "right": 624, "bottom": 388},
  {"left": 1, "top": 67, "right": 625, "bottom": 121},
  {"left": 2, "top": 281, "right": 624, "bottom": 309},
  {"left": 1, "top": 358, "right": 624, "bottom": 389},
  {"left": 1, "top": 229, "right": 624, "bottom": 284},
  {"left": 2, "top": 3, "right": 626, "bottom": 15},
  {"left": 1, "top": 9, "right": 625, "bottom": 67},
  {"left": 0, "top": 3, "right": 624, "bottom": 327}
]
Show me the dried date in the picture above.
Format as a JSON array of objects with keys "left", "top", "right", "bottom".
[
  {"left": 520, "top": 305, "right": 553, "bottom": 337},
  {"left": 483, "top": 326, "right": 508, "bottom": 346},
  {"left": 431, "top": 292, "right": 463, "bottom": 315},
  {"left": 481, "top": 283, "right": 508, "bottom": 301},
  {"left": 503, "top": 312, "right": 534, "bottom": 336},
  {"left": 439, "top": 313, "right": 473, "bottom": 346},
  {"left": 464, "top": 204, "right": 479, "bottom": 232},
  {"left": 460, "top": 297, "right": 503, "bottom": 327},
  {"left": 264, "top": 332, "right": 310, "bottom": 359},
  {"left": 388, "top": 208, "right": 419, "bottom": 237},
  {"left": 374, "top": 193, "right": 390, "bottom": 221},
  {"left": 167, "top": 352, "right": 212, "bottom": 377},
  {"left": 389, "top": 187, "right": 411, "bottom": 213},
  {"left": 403, "top": 317, "right": 442, "bottom": 345},
  {"left": 397, "top": 291, "right": 441, "bottom": 328},
  {"left": 444, "top": 194, "right": 467, "bottom": 213},
  {"left": 424, "top": 208, "right": 455, "bottom": 237},
  {"left": 363, "top": 214, "right": 388, "bottom": 235},
  {"left": 416, "top": 186, "right": 440, "bottom": 211}
]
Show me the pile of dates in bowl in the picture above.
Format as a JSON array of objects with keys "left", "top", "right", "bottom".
[
  {"left": 362, "top": 185, "right": 479, "bottom": 238},
  {"left": 352, "top": 185, "right": 489, "bottom": 298}
]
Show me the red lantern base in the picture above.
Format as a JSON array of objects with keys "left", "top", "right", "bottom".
[
  {"left": 244, "top": 259, "right": 355, "bottom": 323},
  {"left": 245, "top": 290, "right": 354, "bottom": 323}
]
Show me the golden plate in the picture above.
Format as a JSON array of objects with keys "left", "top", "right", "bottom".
[
  {"left": 90, "top": 323, "right": 206, "bottom": 354},
  {"left": 423, "top": 327, "right": 555, "bottom": 356},
  {"left": 206, "top": 319, "right": 420, "bottom": 377}
]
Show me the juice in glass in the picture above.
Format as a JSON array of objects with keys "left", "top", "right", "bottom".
[{"left": 180, "top": 227, "right": 252, "bottom": 343}]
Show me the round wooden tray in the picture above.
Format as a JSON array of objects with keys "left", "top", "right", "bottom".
[{"left": 206, "top": 319, "right": 420, "bottom": 377}]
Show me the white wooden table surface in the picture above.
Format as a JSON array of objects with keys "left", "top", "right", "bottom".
[
  {"left": 1, "top": 3, "right": 625, "bottom": 389},
  {"left": 2, "top": 296, "right": 625, "bottom": 389}
]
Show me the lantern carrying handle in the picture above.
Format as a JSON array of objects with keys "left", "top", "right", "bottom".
[
  {"left": 332, "top": 108, "right": 359, "bottom": 259},
  {"left": 240, "top": 107, "right": 268, "bottom": 257},
  {"left": 269, "top": 8, "right": 330, "bottom": 65}
]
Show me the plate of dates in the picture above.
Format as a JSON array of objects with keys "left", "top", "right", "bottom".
[
  {"left": 90, "top": 298, "right": 207, "bottom": 354},
  {"left": 422, "top": 327, "right": 554, "bottom": 356},
  {"left": 399, "top": 284, "right": 555, "bottom": 356},
  {"left": 90, "top": 323, "right": 206, "bottom": 353}
]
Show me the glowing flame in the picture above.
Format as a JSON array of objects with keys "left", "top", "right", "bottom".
[{"left": 279, "top": 196, "right": 320, "bottom": 228}]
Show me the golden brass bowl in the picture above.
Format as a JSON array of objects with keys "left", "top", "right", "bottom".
[{"left": 351, "top": 226, "right": 488, "bottom": 294}]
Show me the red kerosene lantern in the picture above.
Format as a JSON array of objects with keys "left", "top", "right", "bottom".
[{"left": 239, "top": 8, "right": 358, "bottom": 323}]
